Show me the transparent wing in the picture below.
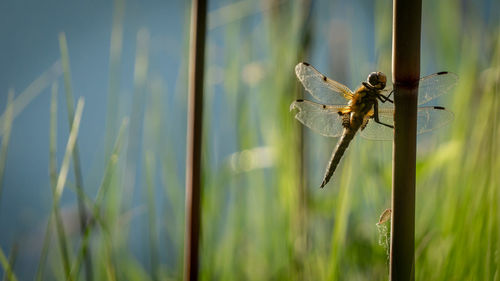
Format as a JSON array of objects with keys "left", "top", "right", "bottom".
[
  {"left": 416, "top": 106, "right": 454, "bottom": 133},
  {"left": 290, "top": 99, "right": 346, "bottom": 137},
  {"left": 359, "top": 106, "right": 394, "bottom": 140},
  {"left": 295, "top": 62, "right": 353, "bottom": 104},
  {"left": 418, "top": 72, "right": 458, "bottom": 105},
  {"left": 383, "top": 72, "right": 458, "bottom": 105},
  {"left": 359, "top": 106, "right": 454, "bottom": 140}
]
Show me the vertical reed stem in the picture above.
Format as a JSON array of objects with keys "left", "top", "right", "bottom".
[
  {"left": 390, "top": 0, "right": 422, "bottom": 280},
  {"left": 184, "top": 0, "right": 207, "bottom": 280}
]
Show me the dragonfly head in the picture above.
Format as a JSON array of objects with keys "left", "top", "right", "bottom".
[{"left": 367, "top": 72, "right": 387, "bottom": 90}]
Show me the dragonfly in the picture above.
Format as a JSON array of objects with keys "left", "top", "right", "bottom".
[{"left": 290, "top": 62, "right": 457, "bottom": 188}]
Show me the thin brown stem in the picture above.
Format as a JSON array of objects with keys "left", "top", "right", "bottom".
[
  {"left": 390, "top": 0, "right": 422, "bottom": 280},
  {"left": 183, "top": 0, "right": 207, "bottom": 280}
]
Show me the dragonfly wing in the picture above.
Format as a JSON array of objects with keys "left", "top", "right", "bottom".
[
  {"left": 359, "top": 106, "right": 395, "bottom": 141},
  {"left": 359, "top": 105, "right": 454, "bottom": 140},
  {"left": 290, "top": 99, "right": 345, "bottom": 137},
  {"left": 383, "top": 72, "right": 458, "bottom": 105},
  {"left": 295, "top": 62, "right": 353, "bottom": 104},
  {"left": 416, "top": 106, "right": 454, "bottom": 134},
  {"left": 418, "top": 72, "right": 458, "bottom": 105}
]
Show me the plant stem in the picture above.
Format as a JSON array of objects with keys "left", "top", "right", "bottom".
[
  {"left": 0, "top": 90, "right": 14, "bottom": 207},
  {"left": 184, "top": 0, "right": 207, "bottom": 280},
  {"left": 390, "top": 0, "right": 422, "bottom": 280},
  {"left": 59, "top": 33, "right": 95, "bottom": 281}
]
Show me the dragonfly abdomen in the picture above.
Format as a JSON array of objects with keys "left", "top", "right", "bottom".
[{"left": 320, "top": 128, "right": 357, "bottom": 188}]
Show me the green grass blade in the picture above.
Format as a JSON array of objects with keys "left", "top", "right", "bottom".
[
  {"left": 68, "top": 117, "right": 128, "bottom": 281},
  {"left": 36, "top": 82, "right": 73, "bottom": 280},
  {"left": 49, "top": 98, "right": 85, "bottom": 281},
  {"left": 0, "top": 90, "right": 14, "bottom": 205},
  {"left": 105, "top": 0, "right": 126, "bottom": 158},
  {"left": 95, "top": 118, "right": 129, "bottom": 207},
  {"left": 1, "top": 243, "right": 18, "bottom": 281},
  {"left": 59, "top": 32, "right": 94, "bottom": 281},
  {"left": 0, "top": 245, "right": 19, "bottom": 281},
  {"left": 35, "top": 214, "right": 53, "bottom": 281},
  {"left": 55, "top": 99, "right": 85, "bottom": 200},
  {"left": 0, "top": 61, "right": 62, "bottom": 137},
  {"left": 37, "top": 83, "right": 71, "bottom": 279}
]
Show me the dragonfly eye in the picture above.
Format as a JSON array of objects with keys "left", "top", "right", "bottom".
[{"left": 367, "top": 72, "right": 387, "bottom": 89}]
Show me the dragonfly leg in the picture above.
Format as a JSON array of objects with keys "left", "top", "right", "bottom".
[
  {"left": 387, "top": 89, "right": 394, "bottom": 100},
  {"left": 373, "top": 102, "right": 394, "bottom": 128},
  {"left": 378, "top": 91, "right": 394, "bottom": 103}
]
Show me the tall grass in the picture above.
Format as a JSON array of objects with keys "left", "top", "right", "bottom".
[
  {"left": 0, "top": 90, "right": 14, "bottom": 202},
  {"left": 1, "top": 0, "right": 499, "bottom": 280},
  {"left": 59, "top": 33, "right": 93, "bottom": 281}
]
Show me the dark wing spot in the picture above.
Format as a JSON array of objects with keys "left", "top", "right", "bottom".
[
  {"left": 302, "top": 62, "right": 310, "bottom": 66},
  {"left": 322, "top": 76, "right": 327, "bottom": 81},
  {"left": 322, "top": 105, "right": 326, "bottom": 109},
  {"left": 436, "top": 71, "right": 448, "bottom": 75},
  {"left": 337, "top": 111, "right": 343, "bottom": 116},
  {"left": 433, "top": 106, "right": 445, "bottom": 110}
]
